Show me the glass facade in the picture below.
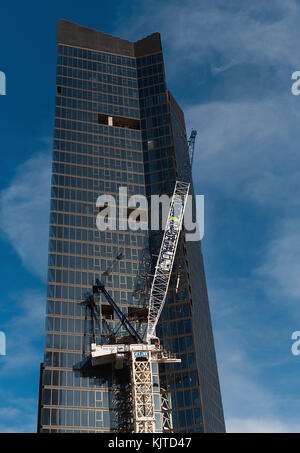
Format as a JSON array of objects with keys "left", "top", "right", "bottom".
[{"left": 37, "top": 20, "right": 225, "bottom": 433}]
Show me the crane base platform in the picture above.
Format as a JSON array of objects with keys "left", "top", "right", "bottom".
[
  {"left": 90, "top": 342, "right": 180, "bottom": 433},
  {"left": 91, "top": 343, "right": 181, "bottom": 369}
]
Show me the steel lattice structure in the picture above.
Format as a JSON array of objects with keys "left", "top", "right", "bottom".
[
  {"left": 130, "top": 350, "right": 156, "bottom": 433},
  {"left": 146, "top": 180, "right": 190, "bottom": 343},
  {"left": 160, "top": 386, "right": 173, "bottom": 432}
]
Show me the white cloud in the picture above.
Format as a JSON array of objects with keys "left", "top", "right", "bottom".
[
  {"left": 0, "top": 141, "right": 51, "bottom": 434},
  {"left": 0, "top": 391, "right": 37, "bottom": 433},
  {"left": 0, "top": 151, "right": 51, "bottom": 280},
  {"left": 184, "top": 97, "right": 300, "bottom": 206},
  {"left": 0, "top": 407, "right": 21, "bottom": 419},
  {"left": 208, "top": 271, "right": 300, "bottom": 434},
  {"left": 257, "top": 218, "right": 300, "bottom": 301},
  {"left": 165, "top": 0, "right": 300, "bottom": 67},
  {"left": 0, "top": 424, "right": 36, "bottom": 434},
  {"left": 1, "top": 289, "right": 45, "bottom": 375},
  {"left": 118, "top": 2, "right": 300, "bottom": 209},
  {"left": 227, "top": 417, "right": 299, "bottom": 433},
  {"left": 0, "top": 289, "right": 44, "bottom": 432},
  {"left": 214, "top": 323, "right": 272, "bottom": 422},
  {"left": 120, "top": 0, "right": 300, "bottom": 71},
  {"left": 213, "top": 293, "right": 300, "bottom": 434}
]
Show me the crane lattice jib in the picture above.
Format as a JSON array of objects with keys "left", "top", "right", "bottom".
[
  {"left": 146, "top": 131, "right": 196, "bottom": 344},
  {"left": 146, "top": 180, "right": 190, "bottom": 343}
]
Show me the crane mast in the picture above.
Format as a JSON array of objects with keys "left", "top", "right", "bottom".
[{"left": 90, "top": 130, "right": 197, "bottom": 433}]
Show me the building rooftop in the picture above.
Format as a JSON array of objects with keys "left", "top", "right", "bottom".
[{"left": 58, "top": 19, "right": 162, "bottom": 57}]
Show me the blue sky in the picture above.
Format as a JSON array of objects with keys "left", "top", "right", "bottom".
[{"left": 1, "top": 0, "right": 300, "bottom": 432}]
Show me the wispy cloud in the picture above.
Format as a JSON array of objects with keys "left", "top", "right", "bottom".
[
  {"left": 161, "top": 0, "right": 300, "bottom": 68},
  {"left": 1, "top": 289, "right": 45, "bottom": 375},
  {"left": 119, "top": 0, "right": 300, "bottom": 211},
  {"left": 185, "top": 97, "right": 300, "bottom": 207},
  {"left": 0, "top": 288, "right": 44, "bottom": 432},
  {"left": 0, "top": 391, "right": 37, "bottom": 433},
  {"left": 120, "top": 0, "right": 300, "bottom": 70},
  {"left": 211, "top": 276, "right": 300, "bottom": 434},
  {"left": 257, "top": 218, "right": 300, "bottom": 302},
  {"left": 0, "top": 151, "right": 51, "bottom": 281},
  {"left": 227, "top": 417, "right": 300, "bottom": 433}
]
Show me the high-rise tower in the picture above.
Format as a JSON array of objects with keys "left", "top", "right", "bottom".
[{"left": 37, "top": 20, "right": 225, "bottom": 433}]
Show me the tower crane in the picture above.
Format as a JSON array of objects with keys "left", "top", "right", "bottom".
[{"left": 90, "top": 130, "right": 197, "bottom": 432}]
